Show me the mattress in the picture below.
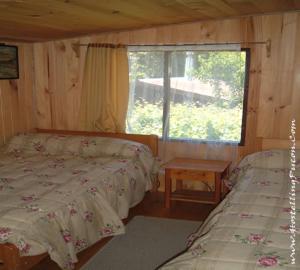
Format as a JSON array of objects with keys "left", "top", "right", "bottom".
[
  {"left": 160, "top": 149, "right": 300, "bottom": 270},
  {"left": 0, "top": 133, "right": 158, "bottom": 269}
]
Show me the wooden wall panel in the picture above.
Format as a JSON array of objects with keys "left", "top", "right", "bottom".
[
  {"left": 32, "top": 11, "right": 300, "bottom": 161},
  {"left": 0, "top": 0, "right": 299, "bottom": 42},
  {"left": 0, "top": 43, "right": 35, "bottom": 146},
  {"left": 257, "top": 13, "right": 300, "bottom": 140},
  {"left": 34, "top": 39, "right": 88, "bottom": 130}
]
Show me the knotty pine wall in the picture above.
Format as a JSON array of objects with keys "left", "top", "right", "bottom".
[
  {"left": 0, "top": 43, "right": 35, "bottom": 146},
  {"left": 32, "top": 11, "right": 300, "bottom": 162}
]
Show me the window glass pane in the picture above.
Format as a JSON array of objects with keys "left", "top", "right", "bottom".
[
  {"left": 126, "top": 52, "right": 164, "bottom": 136},
  {"left": 168, "top": 51, "right": 246, "bottom": 143}
]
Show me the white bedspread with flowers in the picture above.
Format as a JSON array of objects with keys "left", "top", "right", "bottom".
[
  {"left": 0, "top": 133, "right": 158, "bottom": 269},
  {"left": 160, "top": 149, "right": 300, "bottom": 270}
]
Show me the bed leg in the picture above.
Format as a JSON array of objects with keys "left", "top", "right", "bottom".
[
  {"left": 0, "top": 244, "right": 21, "bottom": 270},
  {"left": 151, "top": 174, "right": 160, "bottom": 193}
]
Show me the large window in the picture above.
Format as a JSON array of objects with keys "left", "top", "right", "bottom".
[{"left": 126, "top": 46, "right": 249, "bottom": 145}]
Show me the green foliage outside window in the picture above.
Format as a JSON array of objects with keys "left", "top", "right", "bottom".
[
  {"left": 127, "top": 100, "right": 242, "bottom": 142},
  {"left": 126, "top": 49, "right": 247, "bottom": 143},
  {"left": 192, "top": 51, "right": 246, "bottom": 107}
]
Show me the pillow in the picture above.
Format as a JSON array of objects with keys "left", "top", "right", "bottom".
[
  {"left": 43, "top": 134, "right": 69, "bottom": 155},
  {"left": 23, "top": 133, "right": 49, "bottom": 154},
  {"left": 227, "top": 149, "right": 300, "bottom": 188},
  {"left": 62, "top": 136, "right": 85, "bottom": 156},
  {"left": 5, "top": 133, "right": 48, "bottom": 154},
  {"left": 238, "top": 149, "right": 300, "bottom": 169},
  {"left": 5, "top": 133, "right": 156, "bottom": 163},
  {"left": 5, "top": 133, "right": 28, "bottom": 153},
  {"left": 80, "top": 136, "right": 151, "bottom": 158}
]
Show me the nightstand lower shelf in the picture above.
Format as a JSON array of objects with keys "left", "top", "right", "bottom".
[{"left": 171, "top": 190, "right": 216, "bottom": 204}]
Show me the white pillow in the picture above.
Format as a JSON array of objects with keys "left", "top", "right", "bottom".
[
  {"left": 5, "top": 133, "right": 48, "bottom": 154},
  {"left": 239, "top": 149, "right": 299, "bottom": 169},
  {"left": 5, "top": 134, "right": 28, "bottom": 153},
  {"left": 80, "top": 136, "right": 150, "bottom": 158}
]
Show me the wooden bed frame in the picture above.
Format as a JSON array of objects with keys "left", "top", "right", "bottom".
[
  {"left": 0, "top": 133, "right": 299, "bottom": 270},
  {"left": 258, "top": 138, "right": 300, "bottom": 150},
  {"left": 0, "top": 129, "right": 159, "bottom": 270}
]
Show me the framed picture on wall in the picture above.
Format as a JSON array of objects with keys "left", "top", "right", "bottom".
[{"left": 0, "top": 45, "right": 19, "bottom": 80}]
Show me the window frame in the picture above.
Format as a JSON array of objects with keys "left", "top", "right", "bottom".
[
  {"left": 128, "top": 47, "right": 251, "bottom": 146},
  {"left": 239, "top": 48, "right": 250, "bottom": 146}
]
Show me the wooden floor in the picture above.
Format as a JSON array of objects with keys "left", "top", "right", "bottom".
[{"left": 32, "top": 192, "right": 215, "bottom": 270}]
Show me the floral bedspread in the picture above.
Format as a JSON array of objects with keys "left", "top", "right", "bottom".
[
  {"left": 160, "top": 150, "right": 300, "bottom": 269},
  {"left": 0, "top": 133, "right": 158, "bottom": 269}
]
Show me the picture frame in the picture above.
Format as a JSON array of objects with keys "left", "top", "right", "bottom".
[{"left": 0, "top": 44, "right": 19, "bottom": 80}]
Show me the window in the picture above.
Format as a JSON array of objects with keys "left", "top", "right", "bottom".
[{"left": 126, "top": 46, "right": 249, "bottom": 145}]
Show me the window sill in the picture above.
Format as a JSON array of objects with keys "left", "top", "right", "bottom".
[{"left": 158, "top": 137, "right": 241, "bottom": 146}]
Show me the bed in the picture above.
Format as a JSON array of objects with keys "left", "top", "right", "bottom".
[
  {"left": 0, "top": 129, "right": 159, "bottom": 270},
  {"left": 160, "top": 138, "right": 300, "bottom": 270}
]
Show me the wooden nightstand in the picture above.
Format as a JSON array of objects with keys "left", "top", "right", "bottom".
[{"left": 164, "top": 158, "right": 231, "bottom": 208}]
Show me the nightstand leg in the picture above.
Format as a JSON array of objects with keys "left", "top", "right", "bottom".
[
  {"left": 222, "top": 167, "right": 230, "bottom": 197},
  {"left": 215, "top": 173, "right": 221, "bottom": 203},
  {"left": 165, "top": 169, "right": 171, "bottom": 208},
  {"left": 176, "top": 179, "right": 183, "bottom": 191}
]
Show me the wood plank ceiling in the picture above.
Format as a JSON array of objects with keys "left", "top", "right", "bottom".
[{"left": 0, "top": 0, "right": 299, "bottom": 42}]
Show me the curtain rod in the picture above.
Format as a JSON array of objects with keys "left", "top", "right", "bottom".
[
  {"left": 73, "top": 40, "right": 270, "bottom": 47},
  {"left": 74, "top": 43, "right": 126, "bottom": 48},
  {"left": 73, "top": 39, "right": 271, "bottom": 57}
]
